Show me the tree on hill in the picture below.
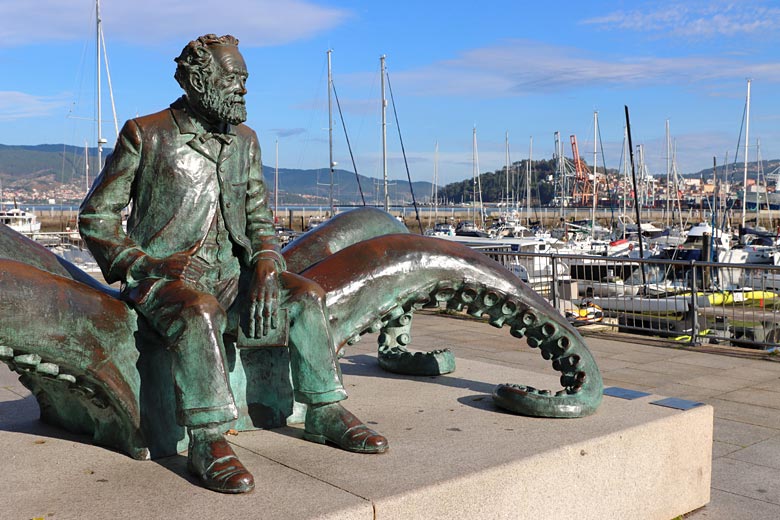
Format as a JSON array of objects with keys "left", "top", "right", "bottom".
[{"left": 440, "top": 158, "right": 559, "bottom": 206}]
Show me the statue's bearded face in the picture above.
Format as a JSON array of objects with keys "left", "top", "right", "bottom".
[{"left": 191, "top": 45, "right": 248, "bottom": 125}]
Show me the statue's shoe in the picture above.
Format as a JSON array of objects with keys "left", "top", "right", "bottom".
[
  {"left": 303, "top": 403, "right": 389, "bottom": 454},
  {"left": 187, "top": 437, "right": 255, "bottom": 494}
]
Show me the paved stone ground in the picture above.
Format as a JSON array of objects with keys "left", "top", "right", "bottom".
[
  {"left": 376, "top": 311, "right": 780, "bottom": 519},
  {"left": 2, "top": 308, "right": 778, "bottom": 519}
]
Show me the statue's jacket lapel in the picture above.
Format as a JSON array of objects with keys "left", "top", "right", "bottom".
[
  {"left": 79, "top": 97, "right": 263, "bottom": 284},
  {"left": 130, "top": 102, "right": 252, "bottom": 260}
]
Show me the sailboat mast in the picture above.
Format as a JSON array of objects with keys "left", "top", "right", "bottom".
[
  {"left": 471, "top": 126, "right": 482, "bottom": 223},
  {"left": 555, "top": 131, "right": 564, "bottom": 218},
  {"left": 756, "top": 138, "right": 762, "bottom": 222},
  {"left": 476, "top": 131, "right": 484, "bottom": 226},
  {"left": 275, "top": 138, "right": 279, "bottom": 219},
  {"left": 527, "top": 136, "right": 532, "bottom": 226},
  {"left": 742, "top": 79, "right": 752, "bottom": 229},
  {"left": 96, "top": 0, "right": 104, "bottom": 170},
  {"left": 327, "top": 50, "right": 334, "bottom": 217},
  {"left": 471, "top": 127, "right": 477, "bottom": 224},
  {"left": 85, "top": 141, "right": 90, "bottom": 193},
  {"left": 505, "top": 132, "right": 510, "bottom": 210},
  {"left": 380, "top": 55, "right": 389, "bottom": 212},
  {"left": 433, "top": 141, "right": 439, "bottom": 224},
  {"left": 638, "top": 145, "right": 646, "bottom": 209},
  {"left": 622, "top": 127, "right": 628, "bottom": 234},
  {"left": 592, "top": 111, "right": 598, "bottom": 238},
  {"left": 673, "top": 139, "right": 684, "bottom": 230},
  {"left": 665, "top": 119, "right": 671, "bottom": 226}
]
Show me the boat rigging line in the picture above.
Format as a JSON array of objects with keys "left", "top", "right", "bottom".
[
  {"left": 625, "top": 105, "right": 647, "bottom": 287},
  {"left": 385, "top": 70, "right": 423, "bottom": 234},
  {"left": 596, "top": 116, "right": 616, "bottom": 230},
  {"left": 330, "top": 80, "right": 366, "bottom": 205}
]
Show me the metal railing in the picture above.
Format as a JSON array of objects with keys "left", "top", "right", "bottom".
[{"left": 480, "top": 248, "right": 780, "bottom": 351}]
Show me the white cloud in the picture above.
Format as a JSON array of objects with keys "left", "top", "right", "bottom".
[
  {"left": 0, "top": 0, "right": 350, "bottom": 48},
  {"left": 582, "top": 1, "right": 780, "bottom": 39},
  {"left": 0, "top": 91, "right": 70, "bottom": 121},
  {"left": 382, "top": 39, "right": 780, "bottom": 98},
  {"left": 271, "top": 127, "right": 307, "bottom": 138}
]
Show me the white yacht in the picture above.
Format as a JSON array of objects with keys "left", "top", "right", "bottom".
[{"left": 0, "top": 207, "right": 41, "bottom": 234}]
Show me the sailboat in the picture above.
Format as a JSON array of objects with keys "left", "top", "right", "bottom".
[
  {"left": 49, "top": 0, "right": 118, "bottom": 273},
  {"left": 455, "top": 126, "right": 487, "bottom": 237},
  {"left": 305, "top": 49, "right": 343, "bottom": 231},
  {"left": 423, "top": 141, "right": 455, "bottom": 237},
  {"left": 740, "top": 79, "right": 752, "bottom": 229}
]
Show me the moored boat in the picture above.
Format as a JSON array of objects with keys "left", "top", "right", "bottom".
[{"left": 0, "top": 207, "right": 41, "bottom": 234}]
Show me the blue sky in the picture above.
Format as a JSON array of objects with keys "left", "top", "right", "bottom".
[{"left": 1, "top": 0, "right": 779, "bottom": 186}]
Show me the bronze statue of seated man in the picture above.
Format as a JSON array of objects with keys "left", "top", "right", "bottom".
[
  {"left": 0, "top": 33, "right": 604, "bottom": 498},
  {"left": 78, "top": 34, "right": 387, "bottom": 494}
]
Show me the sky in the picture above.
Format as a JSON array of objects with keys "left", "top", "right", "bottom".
[{"left": 1, "top": 0, "right": 780, "bottom": 189}]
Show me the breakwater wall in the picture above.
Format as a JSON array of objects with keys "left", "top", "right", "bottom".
[{"left": 34, "top": 206, "right": 779, "bottom": 233}]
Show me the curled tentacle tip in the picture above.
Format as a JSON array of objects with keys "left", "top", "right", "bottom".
[{"left": 492, "top": 382, "right": 599, "bottom": 418}]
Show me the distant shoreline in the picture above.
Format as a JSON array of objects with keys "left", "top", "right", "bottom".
[{"left": 28, "top": 205, "right": 779, "bottom": 233}]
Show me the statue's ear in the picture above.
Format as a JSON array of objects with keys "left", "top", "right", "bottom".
[{"left": 189, "top": 71, "right": 206, "bottom": 94}]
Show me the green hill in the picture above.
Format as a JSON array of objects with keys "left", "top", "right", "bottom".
[{"left": 0, "top": 143, "right": 433, "bottom": 206}]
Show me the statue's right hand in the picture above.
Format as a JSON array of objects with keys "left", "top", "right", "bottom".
[{"left": 131, "top": 250, "right": 204, "bottom": 284}]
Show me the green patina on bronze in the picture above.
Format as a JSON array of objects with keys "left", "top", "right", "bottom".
[{"left": 0, "top": 33, "right": 603, "bottom": 494}]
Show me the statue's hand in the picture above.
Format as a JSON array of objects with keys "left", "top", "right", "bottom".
[
  {"left": 131, "top": 251, "right": 206, "bottom": 285},
  {"left": 249, "top": 259, "right": 280, "bottom": 338}
]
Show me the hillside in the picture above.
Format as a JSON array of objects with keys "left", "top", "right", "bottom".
[
  {"left": 685, "top": 159, "right": 780, "bottom": 181},
  {"left": 6, "top": 143, "right": 778, "bottom": 207},
  {"left": 0, "top": 144, "right": 433, "bottom": 205}
]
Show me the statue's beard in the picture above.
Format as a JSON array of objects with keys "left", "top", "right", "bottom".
[{"left": 196, "top": 88, "right": 247, "bottom": 125}]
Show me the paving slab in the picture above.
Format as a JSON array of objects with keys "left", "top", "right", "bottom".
[
  {"left": 0, "top": 363, "right": 21, "bottom": 386},
  {"left": 1, "top": 353, "right": 712, "bottom": 520},
  {"left": 599, "top": 366, "right": 682, "bottom": 388},
  {"left": 726, "top": 435, "right": 780, "bottom": 470},
  {"left": 708, "top": 398, "right": 780, "bottom": 430},
  {"left": 719, "top": 365, "right": 780, "bottom": 382},
  {"left": 648, "top": 383, "right": 726, "bottom": 403},
  {"left": 604, "top": 349, "right": 681, "bottom": 364},
  {"left": 686, "top": 489, "right": 780, "bottom": 519},
  {"left": 754, "top": 377, "right": 780, "bottom": 392},
  {"left": 716, "top": 388, "right": 780, "bottom": 410},
  {"left": 582, "top": 337, "right": 657, "bottom": 354},
  {"left": 682, "top": 374, "right": 759, "bottom": 393},
  {"left": 640, "top": 359, "right": 727, "bottom": 378},
  {"left": 713, "top": 418, "right": 780, "bottom": 448},
  {"left": 710, "top": 458, "right": 780, "bottom": 506},
  {"left": 601, "top": 378, "right": 656, "bottom": 392},
  {"left": 466, "top": 348, "right": 551, "bottom": 369},
  {"left": 711, "top": 441, "right": 743, "bottom": 459},
  {"left": 671, "top": 352, "right": 762, "bottom": 370},
  {"left": 585, "top": 356, "right": 638, "bottom": 371}
]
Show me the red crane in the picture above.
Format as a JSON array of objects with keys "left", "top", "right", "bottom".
[{"left": 570, "top": 134, "right": 592, "bottom": 207}]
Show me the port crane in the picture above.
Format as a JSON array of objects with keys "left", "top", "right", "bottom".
[{"left": 570, "top": 134, "right": 593, "bottom": 206}]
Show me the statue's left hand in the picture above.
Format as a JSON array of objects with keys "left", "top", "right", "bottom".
[{"left": 249, "top": 259, "right": 280, "bottom": 338}]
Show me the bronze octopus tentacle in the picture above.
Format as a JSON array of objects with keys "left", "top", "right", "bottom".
[
  {"left": 300, "top": 233, "right": 603, "bottom": 418},
  {"left": 283, "top": 207, "right": 456, "bottom": 375}
]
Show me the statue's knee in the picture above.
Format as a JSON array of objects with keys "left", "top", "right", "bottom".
[
  {"left": 301, "top": 279, "right": 326, "bottom": 302},
  {"left": 288, "top": 277, "right": 326, "bottom": 305},
  {"left": 180, "top": 293, "right": 226, "bottom": 325}
]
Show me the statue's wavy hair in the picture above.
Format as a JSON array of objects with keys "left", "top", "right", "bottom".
[{"left": 174, "top": 34, "right": 240, "bottom": 90}]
